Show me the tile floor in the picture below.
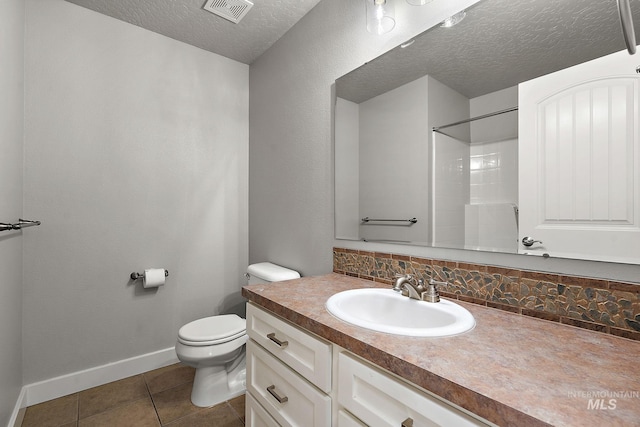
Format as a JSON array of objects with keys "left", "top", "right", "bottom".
[{"left": 21, "top": 363, "right": 245, "bottom": 427}]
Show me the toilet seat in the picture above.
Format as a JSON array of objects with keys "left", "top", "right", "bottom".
[{"left": 178, "top": 314, "right": 246, "bottom": 347}]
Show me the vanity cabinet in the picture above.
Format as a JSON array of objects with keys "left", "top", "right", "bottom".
[
  {"left": 246, "top": 303, "right": 492, "bottom": 427},
  {"left": 337, "top": 352, "right": 492, "bottom": 427},
  {"left": 246, "top": 303, "right": 332, "bottom": 427},
  {"left": 247, "top": 340, "right": 331, "bottom": 426},
  {"left": 246, "top": 391, "right": 280, "bottom": 427}
]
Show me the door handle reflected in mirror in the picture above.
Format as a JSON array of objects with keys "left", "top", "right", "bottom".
[{"left": 521, "top": 236, "right": 542, "bottom": 247}]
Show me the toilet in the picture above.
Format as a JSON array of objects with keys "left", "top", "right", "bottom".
[{"left": 175, "top": 262, "right": 300, "bottom": 407}]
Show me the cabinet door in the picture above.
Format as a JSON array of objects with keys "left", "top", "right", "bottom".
[
  {"left": 247, "top": 340, "right": 331, "bottom": 427},
  {"left": 247, "top": 303, "right": 332, "bottom": 392},
  {"left": 246, "top": 392, "right": 281, "bottom": 427},
  {"left": 519, "top": 48, "right": 640, "bottom": 263},
  {"left": 338, "top": 352, "right": 490, "bottom": 427}
]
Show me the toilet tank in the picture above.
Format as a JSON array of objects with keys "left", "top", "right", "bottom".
[{"left": 246, "top": 262, "right": 300, "bottom": 285}]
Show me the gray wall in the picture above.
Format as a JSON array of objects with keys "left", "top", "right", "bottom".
[
  {"left": 359, "top": 77, "right": 429, "bottom": 243},
  {"left": 334, "top": 98, "right": 359, "bottom": 240},
  {"left": 0, "top": 0, "right": 25, "bottom": 423},
  {"left": 249, "top": 0, "right": 481, "bottom": 276},
  {"left": 250, "top": 0, "right": 640, "bottom": 283},
  {"left": 23, "top": 0, "right": 249, "bottom": 384}
]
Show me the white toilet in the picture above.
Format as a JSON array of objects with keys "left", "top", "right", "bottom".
[{"left": 175, "top": 262, "right": 300, "bottom": 407}]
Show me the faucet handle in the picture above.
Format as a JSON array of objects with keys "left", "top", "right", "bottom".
[{"left": 422, "top": 279, "right": 442, "bottom": 303}]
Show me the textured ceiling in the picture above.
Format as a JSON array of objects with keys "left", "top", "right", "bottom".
[
  {"left": 64, "top": 0, "right": 322, "bottom": 64},
  {"left": 337, "top": 0, "right": 640, "bottom": 103}
]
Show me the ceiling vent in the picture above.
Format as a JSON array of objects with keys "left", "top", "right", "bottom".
[{"left": 203, "top": 0, "right": 254, "bottom": 24}]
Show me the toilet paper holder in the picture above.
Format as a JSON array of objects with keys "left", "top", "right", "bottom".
[{"left": 130, "top": 270, "right": 169, "bottom": 281}]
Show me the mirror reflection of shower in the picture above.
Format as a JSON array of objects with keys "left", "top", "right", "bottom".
[{"left": 431, "top": 86, "right": 519, "bottom": 253}]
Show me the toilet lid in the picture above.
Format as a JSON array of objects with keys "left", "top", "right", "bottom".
[{"left": 178, "top": 314, "right": 246, "bottom": 345}]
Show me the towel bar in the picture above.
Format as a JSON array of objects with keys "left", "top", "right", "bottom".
[{"left": 0, "top": 219, "right": 41, "bottom": 232}]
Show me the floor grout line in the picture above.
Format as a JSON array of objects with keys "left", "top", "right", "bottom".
[
  {"left": 141, "top": 374, "right": 163, "bottom": 427},
  {"left": 21, "top": 363, "right": 245, "bottom": 427}
]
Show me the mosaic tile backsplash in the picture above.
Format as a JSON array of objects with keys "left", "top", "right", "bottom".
[{"left": 333, "top": 247, "right": 640, "bottom": 341}]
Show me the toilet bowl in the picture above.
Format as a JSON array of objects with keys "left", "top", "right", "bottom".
[
  {"left": 175, "top": 262, "right": 300, "bottom": 407},
  {"left": 176, "top": 314, "right": 248, "bottom": 407}
]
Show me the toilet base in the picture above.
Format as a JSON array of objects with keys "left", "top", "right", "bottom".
[{"left": 190, "top": 352, "right": 246, "bottom": 407}]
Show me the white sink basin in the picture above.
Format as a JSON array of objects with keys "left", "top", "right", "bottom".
[{"left": 326, "top": 288, "right": 475, "bottom": 337}]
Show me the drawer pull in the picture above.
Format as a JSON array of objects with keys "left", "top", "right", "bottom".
[
  {"left": 267, "top": 332, "right": 288, "bottom": 348},
  {"left": 267, "top": 385, "right": 289, "bottom": 403},
  {"left": 401, "top": 417, "right": 414, "bottom": 427}
]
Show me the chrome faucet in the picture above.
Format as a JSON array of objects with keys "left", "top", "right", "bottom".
[
  {"left": 392, "top": 275, "right": 442, "bottom": 303},
  {"left": 392, "top": 274, "right": 424, "bottom": 299}
]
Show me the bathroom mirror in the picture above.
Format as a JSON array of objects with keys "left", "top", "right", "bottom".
[{"left": 335, "top": 0, "right": 640, "bottom": 263}]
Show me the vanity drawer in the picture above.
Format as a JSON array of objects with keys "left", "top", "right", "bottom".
[
  {"left": 247, "top": 340, "right": 331, "bottom": 427},
  {"left": 247, "top": 303, "right": 332, "bottom": 392},
  {"left": 246, "top": 391, "right": 280, "bottom": 427},
  {"left": 338, "top": 352, "right": 491, "bottom": 427},
  {"left": 337, "top": 409, "right": 367, "bottom": 427}
]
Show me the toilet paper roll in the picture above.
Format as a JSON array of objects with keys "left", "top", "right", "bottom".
[{"left": 143, "top": 268, "right": 166, "bottom": 289}]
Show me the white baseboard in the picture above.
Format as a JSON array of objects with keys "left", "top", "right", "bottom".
[
  {"left": 8, "top": 387, "right": 26, "bottom": 427},
  {"left": 21, "top": 347, "right": 178, "bottom": 409}
]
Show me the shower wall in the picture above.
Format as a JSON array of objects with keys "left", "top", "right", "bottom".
[
  {"left": 466, "top": 87, "right": 518, "bottom": 252},
  {"left": 429, "top": 77, "right": 470, "bottom": 248},
  {"left": 469, "top": 86, "right": 518, "bottom": 205},
  {"left": 431, "top": 85, "right": 518, "bottom": 252}
]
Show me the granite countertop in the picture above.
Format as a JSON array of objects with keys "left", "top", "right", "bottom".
[{"left": 242, "top": 273, "right": 640, "bottom": 427}]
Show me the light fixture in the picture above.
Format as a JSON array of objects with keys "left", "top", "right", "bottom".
[
  {"left": 617, "top": 0, "right": 637, "bottom": 54},
  {"left": 400, "top": 39, "right": 415, "bottom": 48},
  {"left": 441, "top": 10, "right": 466, "bottom": 28},
  {"left": 406, "top": 0, "right": 434, "bottom": 5},
  {"left": 366, "top": 0, "right": 395, "bottom": 35}
]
